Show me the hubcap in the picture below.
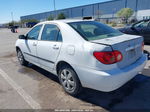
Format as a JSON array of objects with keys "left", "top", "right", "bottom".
[
  {"left": 60, "top": 69, "right": 75, "bottom": 91},
  {"left": 17, "top": 51, "right": 23, "bottom": 64}
]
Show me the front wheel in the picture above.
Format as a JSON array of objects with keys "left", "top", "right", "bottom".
[
  {"left": 58, "top": 65, "right": 82, "bottom": 96},
  {"left": 17, "top": 49, "right": 28, "bottom": 66}
]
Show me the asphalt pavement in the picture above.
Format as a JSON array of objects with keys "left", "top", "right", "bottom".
[{"left": 0, "top": 28, "right": 150, "bottom": 112}]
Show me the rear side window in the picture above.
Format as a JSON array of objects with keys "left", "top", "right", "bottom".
[
  {"left": 68, "top": 21, "right": 122, "bottom": 41},
  {"left": 41, "top": 24, "right": 62, "bottom": 41},
  {"left": 27, "top": 25, "right": 42, "bottom": 40}
]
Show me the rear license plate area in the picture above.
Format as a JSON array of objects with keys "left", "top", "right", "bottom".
[{"left": 128, "top": 49, "right": 136, "bottom": 59}]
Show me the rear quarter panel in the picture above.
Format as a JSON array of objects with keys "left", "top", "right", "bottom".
[{"left": 54, "top": 22, "right": 117, "bottom": 73}]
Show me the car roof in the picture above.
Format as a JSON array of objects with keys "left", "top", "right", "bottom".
[
  {"left": 132, "top": 19, "right": 150, "bottom": 26},
  {"left": 139, "top": 19, "right": 150, "bottom": 22},
  {"left": 37, "top": 19, "right": 94, "bottom": 25}
]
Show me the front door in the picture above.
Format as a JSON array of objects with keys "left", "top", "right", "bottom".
[
  {"left": 37, "top": 24, "right": 63, "bottom": 70},
  {"left": 23, "top": 25, "right": 43, "bottom": 65}
]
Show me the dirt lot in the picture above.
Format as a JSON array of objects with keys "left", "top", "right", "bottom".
[{"left": 0, "top": 28, "right": 150, "bottom": 112}]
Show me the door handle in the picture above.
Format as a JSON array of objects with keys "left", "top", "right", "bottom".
[
  {"left": 33, "top": 42, "right": 37, "bottom": 46},
  {"left": 53, "top": 45, "right": 59, "bottom": 50}
]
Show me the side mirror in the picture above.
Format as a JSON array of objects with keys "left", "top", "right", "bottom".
[{"left": 19, "top": 35, "right": 27, "bottom": 39}]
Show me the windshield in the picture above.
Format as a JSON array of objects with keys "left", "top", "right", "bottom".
[{"left": 68, "top": 21, "right": 123, "bottom": 41}]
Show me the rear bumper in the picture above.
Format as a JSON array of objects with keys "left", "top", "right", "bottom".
[{"left": 74, "top": 54, "right": 147, "bottom": 92}]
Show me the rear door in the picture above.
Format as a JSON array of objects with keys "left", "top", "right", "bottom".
[{"left": 37, "top": 24, "right": 62, "bottom": 70}]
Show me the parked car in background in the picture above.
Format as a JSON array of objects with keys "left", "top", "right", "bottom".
[
  {"left": 16, "top": 20, "right": 147, "bottom": 96},
  {"left": 26, "top": 22, "right": 38, "bottom": 28},
  {"left": 119, "top": 19, "right": 150, "bottom": 43}
]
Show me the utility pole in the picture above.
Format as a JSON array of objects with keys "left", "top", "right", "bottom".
[
  {"left": 135, "top": 0, "right": 138, "bottom": 19},
  {"left": 11, "top": 12, "right": 14, "bottom": 25},
  {"left": 54, "top": 0, "right": 56, "bottom": 19},
  {"left": 113, "top": 8, "right": 116, "bottom": 18},
  {"left": 125, "top": 0, "right": 127, "bottom": 8}
]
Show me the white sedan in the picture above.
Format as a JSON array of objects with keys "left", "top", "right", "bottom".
[{"left": 16, "top": 20, "right": 147, "bottom": 96}]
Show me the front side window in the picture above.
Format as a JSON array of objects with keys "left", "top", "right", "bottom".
[
  {"left": 68, "top": 21, "right": 123, "bottom": 41},
  {"left": 27, "top": 25, "right": 42, "bottom": 40},
  {"left": 41, "top": 24, "right": 62, "bottom": 41}
]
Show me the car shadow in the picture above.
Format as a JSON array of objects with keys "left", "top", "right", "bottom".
[
  {"left": 76, "top": 74, "right": 150, "bottom": 111},
  {"left": 27, "top": 64, "right": 150, "bottom": 111},
  {"left": 27, "top": 64, "right": 59, "bottom": 83}
]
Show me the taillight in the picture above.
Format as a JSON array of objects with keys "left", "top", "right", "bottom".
[
  {"left": 93, "top": 51, "right": 123, "bottom": 64},
  {"left": 142, "top": 42, "right": 144, "bottom": 51}
]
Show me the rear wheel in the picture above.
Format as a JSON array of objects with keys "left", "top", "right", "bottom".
[
  {"left": 17, "top": 49, "right": 28, "bottom": 66},
  {"left": 58, "top": 65, "right": 82, "bottom": 96}
]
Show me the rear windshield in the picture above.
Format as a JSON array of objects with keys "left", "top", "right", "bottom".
[{"left": 68, "top": 21, "right": 123, "bottom": 41}]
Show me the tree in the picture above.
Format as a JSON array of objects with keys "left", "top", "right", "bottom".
[
  {"left": 8, "top": 21, "right": 14, "bottom": 26},
  {"left": 21, "top": 19, "right": 39, "bottom": 24},
  {"left": 8, "top": 21, "right": 21, "bottom": 26},
  {"left": 57, "top": 13, "right": 66, "bottom": 20},
  {"left": 47, "top": 15, "right": 54, "bottom": 20},
  {"left": 117, "top": 8, "right": 134, "bottom": 24}
]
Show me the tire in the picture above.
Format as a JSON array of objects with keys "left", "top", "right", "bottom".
[
  {"left": 58, "top": 65, "right": 82, "bottom": 96},
  {"left": 17, "top": 49, "right": 28, "bottom": 66}
]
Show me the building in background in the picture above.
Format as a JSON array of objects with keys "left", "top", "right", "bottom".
[{"left": 20, "top": 0, "right": 150, "bottom": 22}]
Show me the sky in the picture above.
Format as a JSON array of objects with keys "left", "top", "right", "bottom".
[{"left": 0, "top": 0, "right": 110, "bottom": 24}]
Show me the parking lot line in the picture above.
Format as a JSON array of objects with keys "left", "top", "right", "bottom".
[{"left": 0, "top": 68, "right": 41, "bottom": 109}]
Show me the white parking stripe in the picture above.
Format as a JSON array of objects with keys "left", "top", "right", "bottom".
[{"left": 0, "top": 68, "right": 41, "bottom": 109}]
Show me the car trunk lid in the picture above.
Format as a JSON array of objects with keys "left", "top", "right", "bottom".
[{"left": 91, "top": 34, "right": 143, "bottom": 68}]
